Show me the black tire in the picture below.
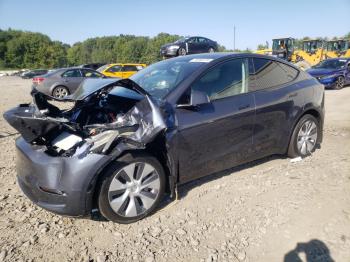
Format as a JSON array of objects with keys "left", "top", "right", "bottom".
[
  {"left": 208, "top": 47, "right": 215, "bottom": 53},
  {"left": 287, "top": 114, "right": 320, "bottom": 158},
  {"left": 52, "top": 86, "right": 69, "bottom": 98},
  {"left": 334, "top": 76, "right": 345, "bottom": 90},
  {"left": 98, "top": 152, "right": 166, "bottom": 224},
  {"left": 178, "top": 47, "right": 186, "bottom": 56}
]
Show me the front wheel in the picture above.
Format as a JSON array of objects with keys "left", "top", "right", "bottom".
[
  {"left": 98, "top": 153, "right": 165, "bottom": 223},
  {"left": 288, "top": 114, "right": 320, "bottom": 158},
  {"left": 178, "top": 48, "right": 187, "bottom": 56},
  {"left": 208, "top": 47, "right": 215, "bottom": 53},
  {"left": 334, "top": 76, "right": 345, "bottom": 90}
]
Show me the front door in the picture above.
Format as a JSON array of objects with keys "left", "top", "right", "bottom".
[
  {"left": 186, "top": 37, "right": 199, "bottom": 54},
  {"left": 345, "top": 62, "right": 350, "bottom": 82},
  {"left": 175, "top": 58, "right": 256, "bottom": 182}
]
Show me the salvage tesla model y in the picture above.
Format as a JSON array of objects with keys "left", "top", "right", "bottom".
[{"left": 4, "top": 53, "right": 324, "bottom": 223}]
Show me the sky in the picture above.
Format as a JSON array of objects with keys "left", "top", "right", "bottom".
[{"left": 0, "top": 0, "right": 349, "bottom": 50}]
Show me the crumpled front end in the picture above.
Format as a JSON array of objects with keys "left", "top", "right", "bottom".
[{"left": 3, "top": 78, "right": 168, "bottom": 216}]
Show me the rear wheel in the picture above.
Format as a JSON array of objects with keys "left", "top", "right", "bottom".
[
  {"left": 334, "top": 76, "right": 345, "bottom": 90},
  {"left": 288, "top": 114, "right": 320, "bottom": 158},
  {"left": 98, "top": 153, "right": 165, "bottom": 224},
  {"left": 52, "top": 86, "right": 69, "bottom": 98},
  {"left": 208, "top": 47, "right": 215, "bottom": 53}
]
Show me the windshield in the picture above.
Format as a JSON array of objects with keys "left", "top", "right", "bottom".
[
  {"left": 272, "top": 39, "right": 293, "bottom": 51},
  {"left": 130, "top": 57, "right": 208, "bottom": 99},
  {"left": 313, "top": 59, "right": 347, "bottom": 69},
  {"left": 327, "top": 41, "right": 347, "bottom": 52},
  {"left": 97, "top": 64, "right": 110, "bottom": 72},
  {"left": 303, "top": 41, "right": 323, "bottom": 52}
]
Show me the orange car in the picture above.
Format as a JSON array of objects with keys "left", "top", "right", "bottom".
[{"left": 97, "top": 63, "right": 146, "bottom": 78}]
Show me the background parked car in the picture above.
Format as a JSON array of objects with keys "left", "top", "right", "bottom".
[
  {"left": 33, "top": 67, "right": 105, "bottom": 98},
  {"left": 97, "top": 63, "right": 146, "bottom": 78},
  {"left": 160, "top": 36, "right": 218, "bottom": 57},
  {"left": 307, "top": 58, "right": 350, "bottom": 89},
  {"left": 21, "top": 69, "right": 48, "bottom": 79},
  {"left": 79, "top": 63, "right": 106, "bottom": 71}
]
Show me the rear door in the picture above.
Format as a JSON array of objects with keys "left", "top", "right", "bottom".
[
  {"left": 61, "top": 69, "right": 83, "bottom": 93},
  {"left": 250, "top": 58, "right": 301, "bottom": 157},
  {"left": 197, "top": 37, "right": 209, "bottom": 53},
  {"left": 175, "top": 58, "right": 256, "bottom": 182}
]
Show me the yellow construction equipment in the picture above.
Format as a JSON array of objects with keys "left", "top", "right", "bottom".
[
  {"left": 325, "top": 39, "right": 350, "bottom": 58},
  {"left": 272, "top": 37, "right": 326, "bottom": 70}
]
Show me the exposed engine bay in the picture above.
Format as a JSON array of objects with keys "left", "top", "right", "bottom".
[{"left": 4, "top": 78, "right": 167, "bottom": 158}]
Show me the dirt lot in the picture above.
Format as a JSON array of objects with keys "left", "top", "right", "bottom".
[{"left": 0, "top": 76, "right": 349, "bottom": 262}]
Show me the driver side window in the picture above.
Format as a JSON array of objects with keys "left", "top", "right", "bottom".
[
  {"left": 191, "top": 58, "right": 250, "bottom": 101},
  {"left": 187, "top": 37, "right": 197, "bottom": 44}
]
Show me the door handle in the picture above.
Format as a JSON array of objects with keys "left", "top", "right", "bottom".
[{"left": 238, "top": 104, "right": 250, "bottom": 111}]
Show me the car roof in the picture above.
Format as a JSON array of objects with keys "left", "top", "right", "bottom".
[
  {"left": 162, "top": 52, "right": 286, "bottom": 63},
  {"left": 56, "top": 67, "right": 97, "bottom": 71},
  {"left": 107, "top": 63, "right": 146, "bottom": 66}
]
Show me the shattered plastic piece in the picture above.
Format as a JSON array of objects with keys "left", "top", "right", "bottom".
[
  {"left": 52, "top": 132, "right": 82, "bottom": 151},
  {"left": 290, "top": 156, "right": 302, "bottom": 163}
]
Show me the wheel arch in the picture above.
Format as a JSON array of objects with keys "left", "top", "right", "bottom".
[
  {"left": 286, "top": 107, "right": 323, "bottom": 154},
  {"left": 89, "top": 132, "right": 176, "bottom": 214},
  {"left": 51, "top": 84, "right": 70, "bottom": 96}
]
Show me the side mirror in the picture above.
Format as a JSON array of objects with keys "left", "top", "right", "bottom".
[{"left": 177, "top": 89, "right": 210, "bottom": 109}]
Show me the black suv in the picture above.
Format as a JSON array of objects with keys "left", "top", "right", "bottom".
[{"left": 4, "top": 53, "right": 324, "bottom": 223}]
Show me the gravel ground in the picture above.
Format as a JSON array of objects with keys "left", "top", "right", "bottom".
[{"left": 0, "top": 76, "right": 349, "bottom": 262}]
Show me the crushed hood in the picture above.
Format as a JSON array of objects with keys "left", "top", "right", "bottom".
[{"left": 3, "top": 78, "right": 167, "bottom": 157}]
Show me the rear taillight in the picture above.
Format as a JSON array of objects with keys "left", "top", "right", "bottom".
[{"left": 32, "top": 77, "right": 45, "bottom": 84}]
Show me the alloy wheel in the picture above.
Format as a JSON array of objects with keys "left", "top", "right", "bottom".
[
  {"left": 179, "top": 48, "right": 186, "bottom": 56},
  {"left": 108, "top": 162, "right": 161, "bottom": 217},
  {"left": 53, "top": 87, "right": 69, "bottom": 98},
  {"left": 297, "top": 120, "right": 318, "bottom": 155},
  {"left": 336, "top": 76, "right": 345, "bottom": 89}
]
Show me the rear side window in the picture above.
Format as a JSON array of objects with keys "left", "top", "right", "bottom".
[
  {"left": 123, "top": 65, "right": 138, "bottom": 71},
  {"left": 81, "top": 69, "right": 103, "bottom": 78},
  {"left": 106, "top": 65, "right": 122, "bottom": 73},
  {"left": 251, "top": 58, "right": 298, "bottom": 91},
  {"left": 62, "top": 69, "right": 81, "bottom": 77},
  {"left": 191, "top": 58, "right": 250, "bottom": 100},
  {"left": 136, "top": 65, "right": 144, "bottom": 71},
  {"left": 198, "top": 38, "right": 208, "bottom": 43}
]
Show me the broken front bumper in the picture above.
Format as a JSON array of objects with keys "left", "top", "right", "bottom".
[{"left": 16, "top": 137, "right": 111, "bottom": 217}]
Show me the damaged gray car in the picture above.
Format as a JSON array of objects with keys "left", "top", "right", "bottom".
[{"left": 4, "top": 53, "right": 324, "bottom": 223}]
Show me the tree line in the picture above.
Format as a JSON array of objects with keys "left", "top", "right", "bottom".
[
  {"left": 1, "top": 28, "right": 349, "bottom": 69},
  {"left": 0, "top": 29, "right": 228, "bottom": 69}
]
